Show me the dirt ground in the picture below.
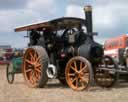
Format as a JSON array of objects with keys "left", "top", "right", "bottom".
[{"left": 1, "top": 65, "right": 128, "bottom": 102}]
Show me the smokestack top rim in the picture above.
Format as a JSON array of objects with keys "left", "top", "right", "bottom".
[{"left": 84, "top": 5, "right": 92, "bottom": 12}]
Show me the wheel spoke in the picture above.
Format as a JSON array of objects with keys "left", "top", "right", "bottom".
[
  {"left": 70, "top": 66, "right": 77, "bottom": 72},
  {"left": 31, "top": 71, "right": 36, "bottom": 83},
  {"left": 79, "top": 64, "right": 87, "bottom": 73},
  {"left": 25, "top": 59, "right": 33, "bottom": 65},
  {"left": 34, "top": 53, "right": 38, "bottom": 62},
  {"left": 29, "top": 76, "right": 33, "bottom": 83},
  {"left": 35, "top": 67, "right": 41, "bottom": 73},
  {"left": 34, "top": 71, "right": 38, "bottom": 81},
  {"left": 75, "top": 77, "right": 78, "bottom": 88},
  {"left": 29, "top": 71, "right": 34, "bottom": 83},
  {"left": 68, "top": 73, "right": 75, "bottom": 77},
  {"left": 25, "top": 69, "right": 32, "bottom": 73},
  {"left": 30, "top": 52, "right": 35, "bottom": 62},
  {"left": 31, "top": 71, "right": 34, "bottom": 78},
  {"left": 36, "top": 63, "right": 41, "bottom": 68},
  {"left": 35, "top": 71, "right": 39, "bottom": 80},
  {"left": 80, "top": 62, "right": 83, "bottom": 70},
  {"left": 74, "top": 61, "right": 77, "bottom": 71},
  {"left": 71, "top": 77, "right": 77, "bottom": 84},
  {"left": 80, "top": 76, "right": 89, "bottom": 83},
  {"left": 36, "top": 56, "right": 40, "bottom": 63}
]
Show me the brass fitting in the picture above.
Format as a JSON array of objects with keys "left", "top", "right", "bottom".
[{"left": 84, "top": 5, "right": 92, "bottom": 12}]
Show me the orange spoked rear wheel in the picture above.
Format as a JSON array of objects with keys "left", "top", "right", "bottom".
[
  {"left": 23, "top": 46, "right": 48, "bottom": 88},
  {"left": 65, "top": 56, "right": 93, "bottom": 91}
]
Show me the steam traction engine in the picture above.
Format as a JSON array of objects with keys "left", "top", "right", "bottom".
[{"left": 15, "top": 6, "right": 117, "bottom": 91}]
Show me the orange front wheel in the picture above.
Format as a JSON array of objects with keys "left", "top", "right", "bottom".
[{"left": 65, "top": 56, "right": 93, "bottom": 91}]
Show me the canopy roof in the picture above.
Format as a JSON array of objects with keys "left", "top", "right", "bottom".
[{"left": 15, "top": 17, "right": 85, "bottom": 32}]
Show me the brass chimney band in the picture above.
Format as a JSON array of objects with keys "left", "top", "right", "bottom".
[{"left": 84, "top": 6, "right": 92, "bottom": 12}]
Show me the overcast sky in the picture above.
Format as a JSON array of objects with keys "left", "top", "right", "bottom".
[{"left": 0, "top": 0, "right": 128, "bottom": 48}]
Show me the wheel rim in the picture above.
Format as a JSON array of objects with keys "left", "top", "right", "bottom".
[
  {"left": 7, "top": 63, "right": 14, "bottom": 83},
  {"left": 65, "top": 57, "right": 90, "bottom": 91},
  {"left": 23, "top": 48, "right": 42, "bottom": 87},
  {"left": 95, "top": 56, "right": 116, "bottom": 87}
]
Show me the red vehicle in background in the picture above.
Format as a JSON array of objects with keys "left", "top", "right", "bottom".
[
  {"left": 0, "top": 45, "right": 13, "bottom": 64},
  {"left": 104, "top": 34, "right": 128, "bottom": 66},
  {"left": 4, "top": 48, "right": 13, "bottom": 60}
]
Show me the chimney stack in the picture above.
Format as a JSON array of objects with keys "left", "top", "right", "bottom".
[{"left": 84, "top": 5, "right": 93, "bottom": 33}]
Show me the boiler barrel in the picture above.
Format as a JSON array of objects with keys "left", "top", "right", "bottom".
[{"left": 78, "top": 42, "right": 103, "bottom": 62}]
